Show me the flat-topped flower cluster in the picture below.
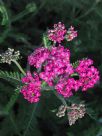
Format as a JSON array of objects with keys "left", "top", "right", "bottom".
[{"left": 20, "top": 22, "right": 100, "bottom": 103}]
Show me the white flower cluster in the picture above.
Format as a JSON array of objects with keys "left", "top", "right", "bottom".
[{"left": 0, "top": 48, "right": 20, "bottom": 64}]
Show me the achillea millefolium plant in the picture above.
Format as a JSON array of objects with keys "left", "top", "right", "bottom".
[{"left": 0, "top": 22, "right": 100, "bottom": 126}]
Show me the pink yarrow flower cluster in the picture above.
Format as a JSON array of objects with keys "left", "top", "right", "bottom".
[
  {"left": 55, "top": 58, "right": 100, "bottom": 97},
  {"left": 39, "top": 45, "right": 73, "bottom": 86},
  {"left": 26, "top": 45, "right": 99, "bottom": 100},
  {"left": 48, "top": 22, "right": 77, "bottom": 43},
  {"left": 55, "top": 77, "right": 81, "bottom": 97},
  {"left": 21, "top": 71, "right": 41, "bottom": 103},
  {"left": 48, "top": 22, "right": 66, "bottom": 43},
  {"left": 75, "top": 59, "right": 100, "bottom": 91},
  {"left": 20, "top": 22, "right": 100, "bottom": 103}
]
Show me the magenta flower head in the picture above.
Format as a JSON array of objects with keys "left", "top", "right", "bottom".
[
  {"left": 55, "top": 74, "right": 83, "bottom": 98},
  {"left": 55, "top": 78, "right": 74, "bottom": 97},
  {"left": 39, "top": 45, "right": 73, "bottom": 86},
  {"left": 55, "top": 58, "right": 100, "bottom": 97},
  {"left": 21, "top": 71, "right": 41, "bottom": 103},
  {"left": 75, "top": 59, "right": 100, "bottom": 91},
  {"left": 48, "top": 22, "right": 67, "bottom": 43}
]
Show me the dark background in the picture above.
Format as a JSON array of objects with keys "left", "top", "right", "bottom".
[{"left": 0, "top": 0, "right": 102, "bottom": 136}]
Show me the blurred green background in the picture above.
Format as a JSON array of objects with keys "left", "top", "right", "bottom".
[{"left": 0, "top": 0, "right": 102, "bottom": 136}]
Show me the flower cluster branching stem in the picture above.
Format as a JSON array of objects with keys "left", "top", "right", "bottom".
[{"left": 53, "top": 91, "right": 68, "bottom": 107}]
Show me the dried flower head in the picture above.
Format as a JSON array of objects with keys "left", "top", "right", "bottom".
[
  {"left": 0, "top": 48, "right": 20, "bottom": 64},
  {"left": 67, "top": 103, "right": 86, "bottom": 126}
]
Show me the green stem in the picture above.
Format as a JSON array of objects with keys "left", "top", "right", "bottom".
[
  {"left": 23, "top": 104, "right": 38, "bottom": 136},
  {"left": 0, "top": 0, "right": 11, "bottom": 43},
  {"left": 53, "top": 91, "right": 68, "bottom": 107},
  {"left": 13, "top": 60, "right": 26, "bottom": 76},
  {"left": 9, "top": 114, "right": 22, "bottom": 136},
  {"left": 11, "top": 10, "right": 30, "bottom": 23},
  {"left": 0, "top": 27, "right": 10, "bottom": 43}
]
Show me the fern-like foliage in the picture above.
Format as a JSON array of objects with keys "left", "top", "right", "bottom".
[
  {"left": 0, "top": 70, "right": 23, "bottom": 86},
  {"left": 4, "top": 88, "right": 20, "bottom": 114}
]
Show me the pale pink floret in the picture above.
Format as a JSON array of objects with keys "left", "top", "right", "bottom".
[
  {"left": 66, "top": 26, "right": 77, "bottom": 41},
  {"left": 21, "top": 71, "right": 41, "bottom": 103},
  {"left": 48, "top": 22, "right": 66, "bottom": 43}
]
